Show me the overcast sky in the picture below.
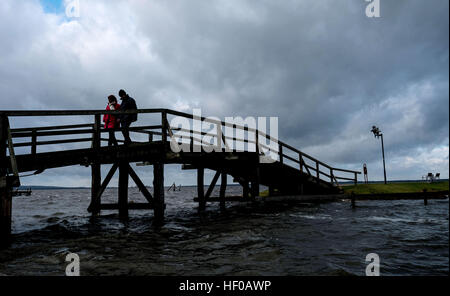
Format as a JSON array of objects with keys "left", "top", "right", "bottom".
[{"left": 0, "top": 0, "right": 448, "bottom": 187}]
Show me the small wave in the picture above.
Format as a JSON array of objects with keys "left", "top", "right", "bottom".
[
  {"left": 365, "top": 216, "right": 446, "bottom": 224},
  {"left": 289, "top": 213, "right": 332, "bottom": 220}
]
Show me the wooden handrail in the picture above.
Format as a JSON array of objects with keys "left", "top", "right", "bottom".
[{"left": 1, "top": 108, "right": 362, "bottom": 186}]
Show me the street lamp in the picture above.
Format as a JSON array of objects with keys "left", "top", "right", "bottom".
[{"left": 371, "top": 125, "right": 387, "bottom": 184}]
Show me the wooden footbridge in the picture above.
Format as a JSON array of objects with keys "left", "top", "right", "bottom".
[{"left": 0, "top": 109, "right": 360, "bottom": 247}]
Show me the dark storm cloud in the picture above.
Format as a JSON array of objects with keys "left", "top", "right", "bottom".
[{"left": 0, "top": 0, "right": 448, "bottom": 185}]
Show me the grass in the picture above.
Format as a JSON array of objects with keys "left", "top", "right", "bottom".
[
  {"left": 259, "top": 181, "right": 449, "bottom": 196},
  {"left": 342, "top": 181, "right": 449, "bottom": 195}
]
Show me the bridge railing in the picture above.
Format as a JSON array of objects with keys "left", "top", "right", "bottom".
[
  {"left": 1, "top": 109, "right": 360, "bottom": 186},
  {"left": 164, "top": 109, "right": 361, "bottom": 187}
]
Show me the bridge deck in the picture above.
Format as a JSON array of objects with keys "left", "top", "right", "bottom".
[{"left": 0, "top": 108, "right": 360, "bottom": 247}]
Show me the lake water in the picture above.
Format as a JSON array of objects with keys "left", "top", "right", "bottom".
[{"left": 0, "top": 187, "right": 448, "bottom": 276}]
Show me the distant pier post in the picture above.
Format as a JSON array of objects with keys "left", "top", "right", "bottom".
[
  {"left": 0, "top": 115, "right": 12, "bottom": 248},
  {"left": 118, "top": 161, "right": 129, "bottom": 220},
  {"left": 423, "top": 189, "right": 428, "bottom": 206},
  {"left": 153, "top": 162, "right": 165, "bottom": 225}
]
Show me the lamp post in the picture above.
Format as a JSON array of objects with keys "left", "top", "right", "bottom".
[{"left": 371, "top": 125, "right": 387, "bottom": 184}]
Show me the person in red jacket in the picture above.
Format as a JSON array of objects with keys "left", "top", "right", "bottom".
[{"left": 103, "top": 95, "right": 120, "bottom": 146}]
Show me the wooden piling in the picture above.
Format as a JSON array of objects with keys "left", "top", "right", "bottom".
[
  {"left": 220, "top": 173, "right": 227, "bottom": 212},
  {"left": 351, "top": 192, "right": 356, "bottom": 208},
  {"left": 0, "top": 115, "right": 11, "bottom": 248},
  {"left": 250, "top": 168, "right": 260, "bottom": 200},
  {"left": 118, "top": 161, "right": 129, "bottom": 219},
  {"left": 90, "top": 164, "right": 101, "bottom": 215},
  {"left": 197, "top": 167, "right": 205, "bottom": 212},
  {"left": 243, "top": 181, "right": 249, "bottom": 199},
  {"left": 153, "top": 162, "right": 165, "bottom": 225},
  {"left": 90, "top": 114, "right": 101, "bottom": 215}
]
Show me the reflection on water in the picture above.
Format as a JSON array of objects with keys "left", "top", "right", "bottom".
[{"left": 0, "top": 187, "right": 448, "bottom": 275}]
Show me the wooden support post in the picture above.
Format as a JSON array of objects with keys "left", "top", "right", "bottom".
[
  {"left": 351, "top": 192, "right": 356, "bottom": 208},
  {"left": 153, "top": 162, "right": 165, "bottom": 226},
  {"left": 354, "top": 172, "right": 358, "bottom": 186},
  {"left": 148, "top": 133, "right": 153, "bottom": 142},
  {"left": 330, "top": 168, "right": 334, "bottom": 184},
  {"left": 220, "top": 173, "right": 227, "bottom": 212},
  {"left": 423, "top": 189, "right": 428, "bottom": 206},
  {"left": 316, "top": 162, "right": 320, "bottom": 184},
  {"left": 250, "top": 167, "right": 260, "bottom": 199},
  {"left": 197, "top": 168, "right": 205, "bottom": 212},
  {"left": 118, "top": 161, "right": 129, "bottom": 220},
  {"left": 90, "top": 114, "right": 101, "bottom": 216},
  {"left": 91, "top": 164, "right": 101, "bottom": 215},
  {"left": 0, "top": 115, "right": 11, "bottom": 248}
]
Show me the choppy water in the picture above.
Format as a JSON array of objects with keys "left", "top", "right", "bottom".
[{"left": 0, "top": 187, "right": 448, "bottom": 276}]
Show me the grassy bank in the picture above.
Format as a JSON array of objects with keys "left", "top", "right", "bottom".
[{"left": 342, "top": 181, "right": 449, "bottom": 195}]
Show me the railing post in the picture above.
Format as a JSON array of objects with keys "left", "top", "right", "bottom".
[
  {"left": 354, "top": 172, "right": 357, "bottom": 186},
  {"left": 330, "top": 168, "right": 334, "bottom": 184},
  {"left": 189, "top": 127, "right": 194, "bottom": 152},
  {"left": 255, "top": 130, "right": 259, "bottom": 154},
  {"left": 316, "top": 162, "right": 320, "bottom": 183},
  {"left": 161, "top": 111, "right": 168, "bottom": 156},
  {"left": 0, "top": 115, "right": 12, "bottom": 248},
  {"left": 299, "top": 153, "right": 303, "bottom": 174},
  {"left": 31, "top": 129, "right": 37, "bottom": 155},
  {"left": 279, "top": 144, "right": 283, "bottom": 164}
]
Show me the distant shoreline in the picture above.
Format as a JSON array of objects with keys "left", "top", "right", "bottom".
[{"left": 18, "top": 179, "right": 449, "bottom": 190}]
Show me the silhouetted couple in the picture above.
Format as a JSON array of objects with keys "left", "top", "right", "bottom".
[{"left": 103, "top": 89, "right": 138, "bottom": 146}]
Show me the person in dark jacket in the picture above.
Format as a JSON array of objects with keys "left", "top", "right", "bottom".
[
  {"left": 103, "top": 95, "right": 120, "bottom": 146},
  {"left": 118, "top": 89, "right": 137, "bottom": 145}
]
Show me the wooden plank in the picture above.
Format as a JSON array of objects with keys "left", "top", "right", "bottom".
[
  {"left": 11, "top": 123, "right": 94, "bottom": 133},
  {"left": 205, "top": 171, "right": 221, "bottom": 200},
  {"left": 14, "top": 137, "right": 92, "bottom": 148},
  {"left": 0, "top": 109, "right": 165, "bottom": 116},
  {"left": 100, "top": 203, "right": 153, "bottom": 210}
]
